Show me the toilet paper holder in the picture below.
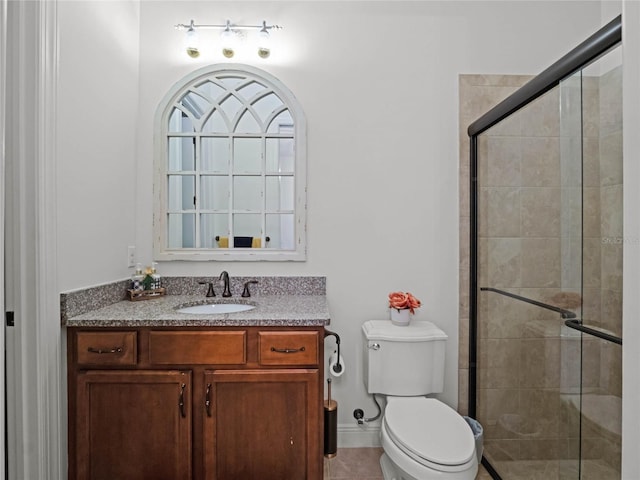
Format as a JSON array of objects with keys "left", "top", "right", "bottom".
[{"left": 324, "top": 329, "right": 342, "bottom": 374}]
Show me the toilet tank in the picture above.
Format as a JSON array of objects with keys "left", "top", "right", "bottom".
[{"left": 362, "top": 320, "right": 448, "bottom": 396}]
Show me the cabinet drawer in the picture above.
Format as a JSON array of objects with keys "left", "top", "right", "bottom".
[
  {"left": 149, "top": 331, "right": 246, "bottom": 365},
  {"left": 76, "top": 331, "right": 137, "bottom": 366},
  {"left": 258, "top": 331, "right": 319, "bottom": 366}
]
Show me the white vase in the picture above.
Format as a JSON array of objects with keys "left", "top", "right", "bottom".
[{"left": 390, "top": 308, "right": 411, "bottom": 326}]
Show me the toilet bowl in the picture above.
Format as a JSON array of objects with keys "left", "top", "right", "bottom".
[
  {"left": 380, "top": 397, "right": 477, "bottom": 480},
  {"left": 361, "top": 320, "right": 478, "bottom": 480}
]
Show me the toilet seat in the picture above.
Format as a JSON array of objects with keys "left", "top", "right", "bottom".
[{"left": 384, "top": 397, "right": 475, "bottom": 473}]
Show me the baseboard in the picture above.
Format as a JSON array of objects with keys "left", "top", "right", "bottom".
[{"left": 336, "top": 423, "right": 381, "bottom": 448}]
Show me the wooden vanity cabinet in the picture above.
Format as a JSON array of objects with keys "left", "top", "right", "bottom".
[
  {"left": 67, "top": 326, "right": 325, "bottom": 480},
  {"left": 75, "top": 369, "right": 192, "bottom": 480},
  {"left": 205, "top": 369, "right": 319, "bottom": 479}
]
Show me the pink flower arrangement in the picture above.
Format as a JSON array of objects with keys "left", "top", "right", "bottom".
[{"left": 388, "top": 291, "right": 422, "bottom": 314}]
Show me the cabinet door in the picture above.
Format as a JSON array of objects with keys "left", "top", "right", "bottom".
[
  {"left": 204, "top": 369, "right": 321, "bottom": 480},
  {"left": 75, "top": 370, "right": 192, "bottom": 480}
]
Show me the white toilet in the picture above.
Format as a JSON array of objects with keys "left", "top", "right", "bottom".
[{"left": 362, "top": 320, "right": 478, "bottom": 480}]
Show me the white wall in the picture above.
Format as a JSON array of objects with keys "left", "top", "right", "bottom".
[
  {"left": 57, "top": 0, "right": 605, "bottom": 443},
  {"left": 56, "top": 0, "right": 140, "bottom": 292}
]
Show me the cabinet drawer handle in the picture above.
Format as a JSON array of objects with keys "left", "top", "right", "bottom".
[
  {"left": 87, "top": 346, "right": 123, "bottom": 354},
  {"left": 179, "top": 383, "right": 186, "bottom": 418},
  {"left": 205, "top": 383, "right": 212, "bottom": 417},
  {"left": 270, "top": 346, "right": 306, "bottom": 354}
]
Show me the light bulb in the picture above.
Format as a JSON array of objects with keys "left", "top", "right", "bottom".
[
  {"left": 183, "top": 20, "right": 199, "bottom": 58},
  {"left": 257, "top": 27, "right": 270, "bottom": 59},
  {"left": 185, "top": 28, "right": 199, "bottom": 58},
  {"left": 221, "top": 27, "right": 235, "bottom": 58}
]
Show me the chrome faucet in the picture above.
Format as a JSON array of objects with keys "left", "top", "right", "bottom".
[{"left": 218, "top": 271, "right": 232, "bottom": 297}]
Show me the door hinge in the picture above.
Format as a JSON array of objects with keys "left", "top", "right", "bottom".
[{"left": 6, "top": 311, "right": 14, "bottom": 327}]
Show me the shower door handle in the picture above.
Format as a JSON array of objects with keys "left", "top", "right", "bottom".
[{"left": 564, "top": 319, "right": 622, "bottom": 345}]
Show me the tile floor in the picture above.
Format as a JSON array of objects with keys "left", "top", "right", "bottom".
[{"left": 324, "top": 448, "right": 491, "bottom": 479}]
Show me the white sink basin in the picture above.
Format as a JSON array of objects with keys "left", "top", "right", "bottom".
[{"left": 176, "top": 303, "right": 255, "bottom": 314}]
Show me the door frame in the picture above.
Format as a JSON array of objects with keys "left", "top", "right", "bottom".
[
  {"left": 4, "top": 1, "right": 61, "bottom": 479},
  {"left": 1, "top": 0, "right": 7, "bottom": 475}
]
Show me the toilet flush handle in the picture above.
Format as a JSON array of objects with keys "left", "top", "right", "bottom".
[{"left": 368, "top": 343, "right": 380, "bottom": 350}]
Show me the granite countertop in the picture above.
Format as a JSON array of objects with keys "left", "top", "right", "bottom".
[{"left": 64, "top": 294, "right": 331, "bottom": 328}]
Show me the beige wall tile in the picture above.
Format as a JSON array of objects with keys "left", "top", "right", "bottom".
[
  {"left": 583, "top": 237, "right": 602, "bottom": 289},
  {"left": 520, "top": 238, "right": 561, "bottom": 288},
  {"left": 478, "top": 237, "right": 488, "bottom": 286},
  {"left": 601, "top": 289, "right": 623, "bottom": 337},
  {"left": 521, "top": 137, "right": 560, "bottom": 187},
  {"left": 519, "top": 338, "right": 561, "bottom": 388},
  {"left": 582, "top": 187, "right": 602, "bottom": 237},
  {"left": 581, "top": 338, "right": 602, "bottom": 389},
  {"left": 458, "top": 368, "right": 469, "bottom": 415},
  {"left": 480, "top": 289, "right": 528, "bottom": 339},
  {"left": 459, "top": 316, "right": 469, "bottom": 369},
  {"left": 485, "top": 187, "right": 522, "bottom": 237},
  {"left": 599, "top": 65, "right": 623, "bottom": 136},
  {"left": 601, "top": 244, "right": 623, "bottom": 292},
  {"left": 487, "top": 238, "right": 522, "bottom": 288},
  {"left": 600, "top": 184, "right": 623, "bottom": 238},
  {"left": 599, "top": 342, "right": 622, "bottom": 396},
  {"left": 560, "top": 336, "right": 583, "bottom": 392},
  {"left": 561, "top": 236, "right": 583, "bottom": 289},
  {"left": 520, "top": 188, "right": 561, "bottom": 237},
  {"left": 479, "top": 337, "right": 521, "bottom": 367},
  {"left": 581, "top": 78, "right": 601, "bottom": 138},
  {"left": 582, "top": 136, "right": 601, "bottom": 187},
  {"left": 478, "top": 388, "right": 520, "bottom": 426},
  {"left": 600, "top": 131, "right": 623, "bottom": 186},
  {"left": 486, "top": 137, "right": 522, "bottom": 186},
  {"left": 460, "top": 216, "right": 470, "bottom": 270},
  {"left": 518, "top": 438, "right": 565, "bottom": 461},
  {"left": 483, "top": 439, "right": 520, "bottom": 461},
  {"left": 581, "top": 287, "right": 602, "bottom": 324}
]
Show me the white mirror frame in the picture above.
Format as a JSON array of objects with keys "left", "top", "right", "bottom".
[{"left": 153, "top": 64, "right": 307, "bottom": 261}]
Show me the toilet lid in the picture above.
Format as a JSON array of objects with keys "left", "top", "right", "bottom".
[{"left": 384, "top": 397, "right": 475, "bottom": 468}]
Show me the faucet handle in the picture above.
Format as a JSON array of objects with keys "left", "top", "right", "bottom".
[
  {"left": 242, "top": 280, "right": 259, "bottom": 298},
  {"left": 198, "top": 281, "right": 216, "bottom": 297}
]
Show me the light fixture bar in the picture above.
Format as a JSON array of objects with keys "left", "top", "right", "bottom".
[{"left": 175, "top": 20, "right": 283, "bottom": 32}]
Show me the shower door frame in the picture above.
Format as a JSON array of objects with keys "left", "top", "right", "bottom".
[{"left": 467, "top": 15, "right": 622, "bottom": 479}]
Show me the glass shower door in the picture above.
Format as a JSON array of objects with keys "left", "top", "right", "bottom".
[
  {"left": 474, "top": 43, "right": 622, "bottom": 480},
  {"left": 475, "top": 81, "right": 583, "bottom": 479}
]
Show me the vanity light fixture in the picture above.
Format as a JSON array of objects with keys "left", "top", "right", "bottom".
[{"left": 175, "top": 19, "right": 282, "bottom": 59}]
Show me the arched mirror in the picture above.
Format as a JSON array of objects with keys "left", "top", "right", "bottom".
[{"left": 153, "top": 64, "right": 307, "bottom": 261}]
